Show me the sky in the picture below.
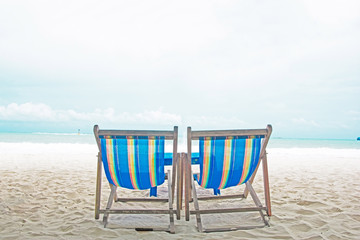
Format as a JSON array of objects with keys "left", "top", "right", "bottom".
[{"left": 0, "top": 0, "right": 359, "bottom": 139}]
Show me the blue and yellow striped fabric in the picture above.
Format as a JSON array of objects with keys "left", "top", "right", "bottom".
[
  {"left": 99, "top": 136, "right": 165, "bottom": 190},
  {"left": 198, "top": 136, "right": 262, "bottom": 189}
]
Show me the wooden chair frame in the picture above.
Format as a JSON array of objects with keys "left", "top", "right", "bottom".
[
  {"left": 185, "top": 125, "right": 272, "bottom": 232},
  {"left": 94, "top": 125, "right": 178, "bottom": 233}
]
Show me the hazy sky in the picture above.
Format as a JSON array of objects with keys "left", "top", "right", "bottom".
[{"left": 0, "top": 0, "right": 359, "bottom": 138}]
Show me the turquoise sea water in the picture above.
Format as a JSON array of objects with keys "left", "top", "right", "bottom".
[
  {"left": 0, "top": 133, "right": 95, "bottom": 144},
  {"left": 0, "top": 133, "right": 359, "bottom": 149},
  {"left": 269, "top": 137, "right": 360, "bottom": 149}
]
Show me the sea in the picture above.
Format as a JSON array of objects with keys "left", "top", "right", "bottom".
[{"left": 0, "top": 132, "right": 359, "bottom": 152}]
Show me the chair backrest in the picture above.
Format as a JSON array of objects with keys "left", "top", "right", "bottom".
[
  {"left": 187, "top": 125, "right": 272, "bottom": 190},
  {"left": 94, "top": 126, "right": 178, "bottom": 190}
]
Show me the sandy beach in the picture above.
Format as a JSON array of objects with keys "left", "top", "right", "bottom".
[
  {"left": 1, "top": 0, "right": 360, "bottom": 239},
  {"left": 1, "top": 143, "right": 359, "bottom": 239}
]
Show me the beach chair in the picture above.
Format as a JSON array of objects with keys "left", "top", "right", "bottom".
[
  {"left": 93, "top": 125, "right": 178, "bottom": 233},
  {"left": 185, "top": 125, "right": 272, "bottom": 232}
]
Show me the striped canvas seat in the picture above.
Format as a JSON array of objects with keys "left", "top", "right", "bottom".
[
  {"left": 94, "top": 126, "right": 178, "bottom": 233},
  {"left": 198, "top": 136, "right": 263, "bottom": 190},
  {"left": 185, "top": 125, "right": 272, "bottom": 232},
  {"left": 99, "top": 136, "right": 165, "bottom": 190}
]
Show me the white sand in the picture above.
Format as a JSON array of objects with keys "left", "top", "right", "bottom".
[{"left": 1, "top": 144, "right": 359, "bottom": 239}]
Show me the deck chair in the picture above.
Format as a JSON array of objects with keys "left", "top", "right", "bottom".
[
  {"left": 185, "top": 125, "right": 272, "bottom": 232},
  {"left": 94, "top": 125, "right": 178, "bottom": 233}
]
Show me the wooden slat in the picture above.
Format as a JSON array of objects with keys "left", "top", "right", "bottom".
[
  {"left": 244, "top": 124, "right": 272, "bottom": 198},
  {"left": 167, "top": 170, "right": 175, "bottom": 234},
  {"left": 245, "top": 182, "right": 269, "bottom": 226},
  {"left": 196, "top": 194, "right": 245, "bottom": 201},
  {"left": 176, "top": 153, "right": 183, "bottom": 220},
  {"left": 171, "top": 128, "right": 178, "bottom": 200},
  {"left": 245, "top": 182, "right": 262, "bottom": 207},
  {"left": 262, "top": 153, "right": 272, "bottom": 216},
  {"left": 257, "top": 124, "right": 272, "bottom": 169},
  {"left": 116, "top": 198, "right": 168, "bottom": 202},
  {"left": 99, "top": 209, "right": 174, "bottom": 214},
  {"left": 103, "top": 185, "right": 117, "bottom": 227},
  {"left": 190, "top": 206, "right": 267, "bottom": 215},
  {"left": 203, "top": 224, "right": 267, "bottom": 232},
  {"left": 98, "top": 130, "right": 174, "bottom": 139},
  {"left": 185, "top": 128, "right": 192, "bottom": 221},
  {"left": 93, "top": 125, "right": 101, "bottom": 150},
  {"left": 191, "top": 171, "right": 204, "bottom": 232},
  {"left": 94, "top": 154, "right": 102, "bottom": 219},
  {"left": 191, "top": 129, "right": 268, "bottom": 139}
]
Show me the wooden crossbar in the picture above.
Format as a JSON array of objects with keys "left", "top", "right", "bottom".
[
  {"left": 190, "top": 206, "right": 267, "bottom": 215},
  {"left": 116, "top": 198, "right": 168, "bottom": 202},
  {"left": 203, "top": 225, "right": 267, "bottom": 233},
  {"left": 99, "top": 209, "right": 175, "bottom": 214},
  {"left": 191, "top": 129, "right": 268, "bottom": 139},
  {"left": 195, "top": 194, "right": 245, "bottom": 201},
  {"left": 98, "top": 130, "right": 175, "bottom": 139}
]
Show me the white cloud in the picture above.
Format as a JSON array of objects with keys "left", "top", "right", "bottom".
[
  {"left": 0, "top": 103, "right": 59, "bottom": 121},
  {"left": 0, "top": 103, "right": 182, "bottom": 125}
]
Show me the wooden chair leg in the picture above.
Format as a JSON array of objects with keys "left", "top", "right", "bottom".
[
  {"left": 191, "top": 173, "right": 203, "bottom": 232},
  {"left": 180, "top": 153, "right": 185, "bottom": 209},
  {"left": 184, "top": 153, "right": 191, "bottom": 221},
  {"left": 167, "top": 170, "right": 175, "bottom": 233},
  {"left": 95, "top": 153, "right": 102, "bottom": 219},
  {"left": 107, "top": 182, "right": 118, "bottom": 202},
  {"left": 176, "top": 153, "right": 182, "bottom": 220},
  {"left": 262, "top": 153, "right": 271, "bottom": 216},
  {"left": 243, "top": 156, "right": 262, "bottom": 198},
  {"left": 187, "top": 154, "right": 192, "bottom": 202},
  {"left": 103, "top": 184, "right": 117, "bottom": 227},
  {"left": 245, "top": 182, "right": 269, "bottom": 226},
  {"left": 171, "top": 154, "right": 177, "bottom": 201}
]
